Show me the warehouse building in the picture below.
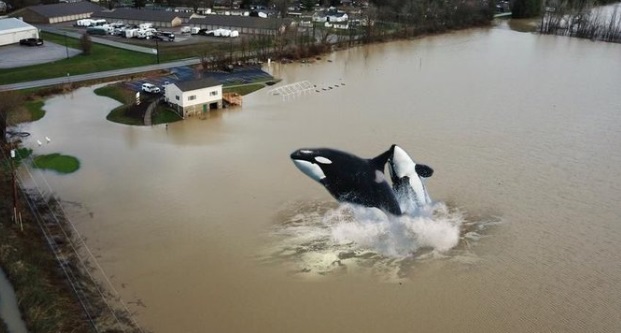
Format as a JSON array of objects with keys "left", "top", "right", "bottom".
[
  {"left": 0, "top": 17, "right": 39, "bottom": 46},
  {"left": 10, "top": 2, "right": 102, "bottom": 24},
  {"left": 188, "top": 16, "right": 294, "bottom": 35},
  {"left": 91, "top": 8, "right": 186, "bottom": 28}
]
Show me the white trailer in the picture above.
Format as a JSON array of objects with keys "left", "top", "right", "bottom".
[{"left": 124, "top": 28, "right": 139, "bottom": 38}]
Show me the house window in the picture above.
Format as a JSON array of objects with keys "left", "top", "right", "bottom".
[
  {"left": 210, "top": 91, "right": 218, "bottom": 96},
  {"left": 188, "top": 95, "right": 196, "bottom": 101},
  {"left": 175, "top": 95, "right": 180, "bottom": 100}
]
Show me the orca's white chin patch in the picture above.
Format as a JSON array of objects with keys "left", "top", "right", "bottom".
[
  {"left": 390, "top": 145, "right": 416, "bottom": 178},
  {"left": 292, "top": 159, "right": 326, "bottom": 182}
]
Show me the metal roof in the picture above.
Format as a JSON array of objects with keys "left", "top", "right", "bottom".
[
  {"left": 188, "top": 16, "right": 292, "bottom": 30},
  {"left": 92, "top": 8, "right": 182, "bottom": 22},
  {"left": 23, "top": 2, "right": 102, "bottom": 18},
  {"left": 0, "top": 17, "right": 37, "bottom": 33},
  {"left": 174, "top": 77, "right": 222, "bottom": 92}
]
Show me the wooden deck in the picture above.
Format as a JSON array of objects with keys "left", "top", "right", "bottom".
[{"left": 223, "top": 92, "right": 242, "bottom": 106}]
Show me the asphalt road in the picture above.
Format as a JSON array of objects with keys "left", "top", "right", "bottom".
[
  {"left": 0, "top": 26, "right": 203, "bottom": 91},
  {"left": 0, "top": 58, "right": 201, "bottom": 91}
]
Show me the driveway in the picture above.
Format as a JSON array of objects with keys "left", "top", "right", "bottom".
[{"left": 0, "top": 41, "right": 81, "bottom": 69}]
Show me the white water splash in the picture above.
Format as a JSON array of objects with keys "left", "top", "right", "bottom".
[
  {"left": 260, "top": 198, "right": 500, "bottom": 279},
  {"left": 327, "top": 203, "right": 462, "bottom": 257}
]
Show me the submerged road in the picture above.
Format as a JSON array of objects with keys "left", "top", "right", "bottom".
[
  {"left": 0, "top": 58, "right": 201, "bottom": 92},
  {"left": 0, "top": 268, "right": 28, "bottom": 333}
]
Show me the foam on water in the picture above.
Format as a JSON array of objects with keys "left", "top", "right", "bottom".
[{"left": 261, "top": 199, "right": 499, "bottom": 280}]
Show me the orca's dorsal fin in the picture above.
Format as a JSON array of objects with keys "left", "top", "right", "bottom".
[{"left": 369, "top": 145, "right": 396, "bottom": 171}]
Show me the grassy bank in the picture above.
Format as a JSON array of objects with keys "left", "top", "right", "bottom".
[
  {"left": 0, "top": 156, "right": 143, "bottom": 333},
  {"left": 224, "top": 83, "right": 268, "bottom": 95},
  {"left": 0, "top": 164, "right": 90, "bottom": 332},
  {"left": 95, "top": 79, "right": 267, "bottom": 126},
  {"left": 0, "top": 32, "right": 156, "bottom": 85}
]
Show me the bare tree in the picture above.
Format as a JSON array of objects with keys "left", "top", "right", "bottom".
[{"left": 80, "top": 33, "right": 92, "bottom": 55}]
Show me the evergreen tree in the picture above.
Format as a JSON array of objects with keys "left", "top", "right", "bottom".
[
  {"left": 300, "top": 0, "right": 315, "bottom": 11},
  {"left": 511, "top": 0, "right": 542, "bottom": 18},
  {"left": 133, "top": 0, "right": 147, "bottom": 8}
]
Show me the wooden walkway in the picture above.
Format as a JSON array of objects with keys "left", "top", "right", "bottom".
[{"left": 144, "top": 96, "right": 163, "bottom": 126}]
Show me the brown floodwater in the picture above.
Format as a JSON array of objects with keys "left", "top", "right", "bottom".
[{"left": 17, "top": 23, "right": 621, "bottom": 333}]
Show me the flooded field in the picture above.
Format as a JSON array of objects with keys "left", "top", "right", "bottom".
[{"left": 17, "top": 23, "right": 621, "bottom": 332}]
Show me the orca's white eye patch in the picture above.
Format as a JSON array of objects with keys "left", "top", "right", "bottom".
[{"left": 314, "top": 156, "right": 332, "bottom": 164}]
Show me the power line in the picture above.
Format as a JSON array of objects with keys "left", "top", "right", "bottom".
[{"left": 2, "top": 148, "right": 146, "bottom": 333}]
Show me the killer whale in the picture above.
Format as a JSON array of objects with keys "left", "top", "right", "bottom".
[
  {"left": 290, "top": 147, "right": 403, "bottom": 215},
  {"left": 387, "top": 145, "right": 434, "bottom": 214}
]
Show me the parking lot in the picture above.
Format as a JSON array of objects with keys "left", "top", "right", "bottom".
[
  {"left": 0, "top": 41, "right": 81, "bottom": 69},
  {"left": 125, "top": 65, "right": 274, "bottom": 93},
  {"left": 52, "top": 21, "right": 240, "bottom": 48}
]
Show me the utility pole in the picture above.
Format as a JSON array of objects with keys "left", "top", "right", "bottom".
[
  {"left": 155, "top": 38, "right": 160, "bottom": 64},
  {"left": 10, "top": 149, "right": 22, "bottom": 231},
  {"left": 64, "top": 32, "right": 69, "bottom": 59}
]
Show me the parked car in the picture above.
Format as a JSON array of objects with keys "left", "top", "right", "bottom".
[
  {"left": 86, "top": 26, "right": 108, "bottom": 35},
  {"left": 198, "top": 29, "right": 216, "bottom": 36},
  {"left": 19, "top": 38, "right": 44, "bottom": 46},
  {"left": 141, "top": 83, "right": 161, "bottom": 94},
  {"left": 157, "top": 31, "right": 175, "bottom": 41}
]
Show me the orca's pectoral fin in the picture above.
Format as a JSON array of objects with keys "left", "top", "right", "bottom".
[{"left": 415, "top": 164, "right": 434, "bottom": 178}]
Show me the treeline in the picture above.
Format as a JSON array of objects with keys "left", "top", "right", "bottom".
[
  {"left": 186, "top": 0, "right": 494, "bottom": 66},
  {"left": 368, "top": 0, "right": 494, "bottom": 34},
  {"left": 538, "top": 0, "right": 621, "bottom": 42},
  {"left": 511, "top": 0, "right": 620, "bottom": 18}
]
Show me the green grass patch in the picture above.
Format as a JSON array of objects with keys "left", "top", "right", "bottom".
[
  {"left": 153, "top": 106, "right": 183, "bottom": 125},
  {"left": 94, "top": 84, "right": 131, "bottom": 104},
  {"left": 106, "top": 105, "right": 144, "bottom": 126},
  {"left": 0, "top": 32, "right": 156, "bottom": 85},
  {"left": 224, "top": 83, "right": 267, "bottom": 96},
  {"left": 24, "top": 100, "right": 46, "bottom": 121},
  {"left": 32, "top": 153, "right": 80, "bottom": 174}
]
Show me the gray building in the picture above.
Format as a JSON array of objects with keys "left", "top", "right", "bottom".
[
  {"left": 92, "top": 8, "right": 186, "bottom": 28},
  {"left": 10, "top": 2, "right": 103, "bottom": 24},
  {"left": 0, "top": 17, "right": 39, "bottom": 46},
  {"left": 188, "top": 16, "right": 294, "bottom": 35}
]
